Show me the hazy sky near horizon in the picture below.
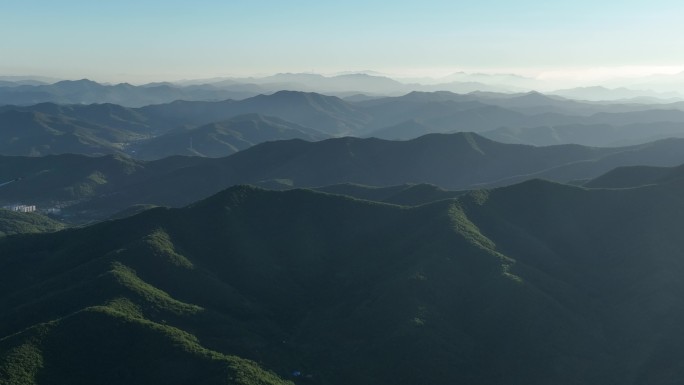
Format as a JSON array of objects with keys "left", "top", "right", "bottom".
[{"left": 2, "top": 0, "right": 683, "bottom": 83}]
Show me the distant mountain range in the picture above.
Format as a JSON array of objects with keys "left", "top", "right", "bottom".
[
  {"left": 0, "top": 79, "right": 258, "bottom": 107},
  {"left": 2, "top": 74, "right": 683, "bottom": 108},
  {"left": 550, "top": 86, "right": 684, "bottom": 103},
  {"left": 3, "top": 90, "right": 684, "bottom": 159},
  {"left": 4, "top": 173, "right": 684, "bottom": 384}
]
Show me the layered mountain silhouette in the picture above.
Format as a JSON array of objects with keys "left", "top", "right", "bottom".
[
  {"left": 481, "top": 122, "right": 684, "bottom": 147},
  {"left": 3, "top": 178, "right": 684, "bottom": 384},
  {"left": 0, "top": 79, "right": 259, "bottom": 107},
  {"left": 4, "top": 133, "right": 684, "bottom": 220},
  {"left": 4, "top": 90, "right": 684, "bottom": 158},
  {"left": 0, "top": 74, "right": 530, "bottom": 106},
  {"left": 0, "top": 92, "right": 358, "bottom": 156},
  {"left": 6, "top": 76, "right": 684, "bottom": 385},
  {"left": 551, "top": 86, "right": 684, "bottom": 102}
]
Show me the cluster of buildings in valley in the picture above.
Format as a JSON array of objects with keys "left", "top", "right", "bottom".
[
  {"left": 3, "top": 204, "right": 37, "bottom": 213},
  {"left": 2, "top": 204, "right": 62, "bottom": 215}
]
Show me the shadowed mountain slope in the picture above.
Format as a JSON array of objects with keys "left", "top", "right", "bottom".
[
  {"left": 6, "top": 90, "right": 684, "bottom": 157},
  {"left": 3, "top": 181, "right": 684, "bottom": 384},
  {"left": 585, "top": 163, "right": 684, "bottom": 188},
  {"left": 5, "top": 133, "right": 684, "bottom": 220}
]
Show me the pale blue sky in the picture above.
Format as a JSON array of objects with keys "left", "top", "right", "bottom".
[{"left": 2, "top": 0, "right": 683, "bottom": 83}]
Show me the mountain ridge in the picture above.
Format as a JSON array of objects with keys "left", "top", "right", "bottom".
[
  {"left": 5, "top": 133, "right": 684, "bottom": 220},
  {"left": 4, "top": 178, "right": 684, "bottom": 383}
]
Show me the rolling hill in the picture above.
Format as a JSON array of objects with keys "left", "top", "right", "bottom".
[
  {"left": 313, "top": 183, "right": 464, "bottom": 206},
  {"left": 140, "top": 90, "right": 371, "bottom": 136},
  {"left": 0, "top": 102, "right": 152, "bottom": 133},
  {"left": 584, "top": 163, "right": 684, "bottom": 188},
  {"left": 0, "top": 209, "right": 65, "bottom": 237},
  {"left": 130, "top": 114, "right": 329, "bottom": 160},
  {"left": 0, "top": 109, "right": 145, "bottom": 156},
  {"left": 0, "top": 96, "right": 346, "bottom": 157},
  {"left": 481, "top": 122, "right": 684, "bottom": 147}
]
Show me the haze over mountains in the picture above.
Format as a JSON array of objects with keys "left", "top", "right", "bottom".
[
  {"left": 2, "top": 71, "right": 684, "bottom": 107},
  {"left": 3, "top": 85, "right": 684, "bottom": 160},
  {"left": 4, "top": 71, "right": 684, "bottom": 385}
]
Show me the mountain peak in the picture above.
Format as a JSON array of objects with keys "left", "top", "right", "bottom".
[
  {"left": 54, "top": 79, "right": 100, "bottom": 86},
  {"left": 521, "top": 90, "right": 550, "bottom": 99},
  {"left": 268, "top": 90, "right": 330, "bottom": 99}
]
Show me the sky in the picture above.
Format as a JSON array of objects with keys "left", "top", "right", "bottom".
[{"left": 1, "top": 0, "right": 684, "bottom": 84}]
